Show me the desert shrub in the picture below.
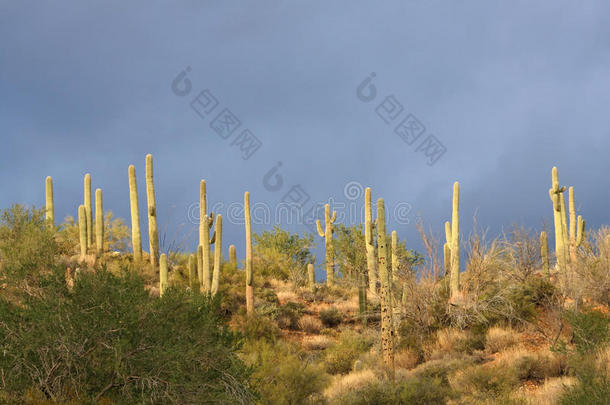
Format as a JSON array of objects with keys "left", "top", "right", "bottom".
[
  {"left": 320, "top": 307, "right": 344, "bottom": 327},
  {"left": 0, "top": 204, "right": 58, "bottom": 281},
  {"left": 560, "top": 362, "right": 610, "bottom": 405},
  {"left": 233, "top": 312, "right": 281, "bottom": 343},
  {"left": 449, "top": 364, "right": 519, "bottom": 402},
  {"left": 276, "top": 301, "right": 306, "bottom": 330},
  {"left": 244, "top": 340, "right": 330, "bottom": 405},
  {"left": 302, "top": 335, "right": 333, "bottom": 350},
  {"left": 394, "top": 348, "right": 419, "bottom": 370},
  {"left": 565, "top": 308, "right": 609, "bottom": 354},
  {"left": 57, "top": 210, "right": 131, "bottom": 255},
  {"left": 495, "top": 348, "right": 563, "bottom": 382},
  {"left": 485, "top": 326, "right": 520, "bottom": 353},
  {"left": 299, "top": 315, "right": 323, "bottom": 333},
  {"left": 324, "top": 369, "right": 378, "bottom": 401},
  {"left": 0, "top": 266, "right": 252, "bottom": 404},
  {"left": 324, "top": 331, "right": 374, "bottom": 375},
  {"left": 426, "top": 328, "right": 483, "bottom": 360}
]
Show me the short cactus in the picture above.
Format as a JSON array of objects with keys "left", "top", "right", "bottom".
[
  {"left": 229, "top": 245, "right": 237, "bottom": 269},
  {"left": 244, "top": 192, "right": 254, "bottom": 313},
  {"left": 377, "top": 198, "right": 394, "bottom": 377},
  {"left": 449, "top": 182, "right": 460, "bottom": 299},
  {"left": 84, "top": 174, "right": 93, "bottom": 249},
  {"left": 211, "top": 214, "right": 223, "bottom": 296},
  {"left": 307, "top": 263, "right": 315, "bottom": 292},
  {"left": 316, "top": 203, "right": 337, "bottom": 285},
  {"left": 45, "top": 176, "right": 54, "bottom": 227},
  {"left": 540, "top": 231, "right": 549, "bottom": 276},
  {"left": 159, "top": 253, "right": 168, "bottom": 296},
  {"left": 364, "top": 188, "right": 377, "bottom": 293},
  {"left": 95, "top": 188, "right": 103, "bottom": 256},
  {"left": 128, "top": 165, "right": 142, "bottom": 262},
  {"left": 78, "top": 205, "right": 87, "bottom": 261},
  {"left": 145, "top": 154, "right": 159, "bottom": 267}
]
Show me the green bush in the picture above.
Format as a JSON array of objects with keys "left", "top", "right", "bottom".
[
  {"left": 276, "top": 301, "right": 306, "bottom": 330},
  {"left": 0, "top": 266, "right": 253, "bottom": 404},
  {"left": 565, "top": 309, "right": 609, "bottom": 354},
  {"left": 0, "top": 204, "right": 58, "bottom": 281},
  {"left": 232, "top": 312, "right": 281, "bottom": 343},
  {"left": 324, "top": 331, "right": 374, "bottom": 375},
  {"left": 320, "top": 307, "right": 344, "bottom": 327},
  {"left": 244, "top": 340, "right": 329, "bottom": 405}
]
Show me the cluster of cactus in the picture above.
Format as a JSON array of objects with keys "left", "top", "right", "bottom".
[
  {"left": 444, "top": 182, "right": 460, "bottom": 299},
  {"left": 316, "top": 203, "right": 337, "bottom": 285},
  {"left": 549, "top": 167, "right": 585, "bottom": 271}
]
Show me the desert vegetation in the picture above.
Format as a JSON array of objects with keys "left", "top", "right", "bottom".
[{"left": 0, "top": 156, "right": 608, "bottom": 404}]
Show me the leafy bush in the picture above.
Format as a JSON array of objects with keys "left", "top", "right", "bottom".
[
  {"left": 233, "top": 312, "right": 281, "bottom": 343},
  {"left": 299, "top": 315, "right": 322, "bottom": 334},
  {"left": 0, "top": 267, "right": 252, "bottom": 404},
  {"left": 565, "top": 309, "right": 609, "bottom": 354},
  {"left": 243, "top": 340, "right": 329, "bottom": 405},
  {"left": 276, "top": 301, "right": 306, "bottom": 330},
  {"left": 324, "top": 331, "right": 374, "bottom": 375},
  {"left": 0, "top": 204, "right": 57, "bottom": 280},
  {"left": 320, "top": 307, "right": 344, "bottom": 327}
]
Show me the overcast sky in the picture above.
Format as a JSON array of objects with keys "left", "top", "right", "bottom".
[{"left": 1, "top": 1, "right": 609, "bottom": 274}]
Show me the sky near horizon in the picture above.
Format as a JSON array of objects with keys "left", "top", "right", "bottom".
[{"left": 1, "top": 1, "right": 609, "bottom": 273}]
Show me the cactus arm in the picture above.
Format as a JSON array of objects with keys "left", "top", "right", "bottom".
[
  {"left": 209, "top": 231, "right": 216, "bottom": 244},
  {"left": 576, "top": 216, "right": 585, "bottom": 247},
  {"left": 330, "top": 210, "right": 337, "bottom": 223},
  {"left": 316, "top": 220, "right": 325, "bottom": 237}
]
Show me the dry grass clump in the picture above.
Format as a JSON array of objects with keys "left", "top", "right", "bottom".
[
  {"left": 514, "top": 376, "right": 577, "bottom": 405},
  {"left": 276, "top": 290, "right": 299, "bottom": 304},
  {"left": 495, "top": 347, "right": 564, "bottom": 381},
  {"left": 595, "top": 345, "right": 610, "bottom": 374},
  {"left": 323, "top": 369, "right": 378, "bottom": 400},
  {"left": 485, "top": 326, "right": 520, "bottom": 353},
  {"left": 394, "top": 348, "right": 419, "bottom": 370},
  {"left": 426, "top": 328, "right": 473, "bottom": 360},
  {"left": 298, "top": 315, "right": 322, "bottom": 334},
  {"left": 302, "top": 334, "right": 333, "bottom": 350},
  {"left": 333, "top": 296, "right": 360, "bottom": 314}
]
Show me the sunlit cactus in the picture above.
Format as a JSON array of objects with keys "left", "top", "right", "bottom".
[
  {"left": 78, "top": 205, "right": 87, "bottom": 261},
  {"left": 444, "top": 221, "right": 451, "bottom": 275},
  {"left": 84, "top": 173, "right": 93, "bottom": 249},
  {"left": 211, "top": 214, "right": 223, "bottom": 296},
  {"left": 308, "top": 263, "right": 315, "bottom": 292},
  {"left": 128, "top": 165, "right": 142, "bottom": 262},
  {"left": 377, "top": 198, "right": 394, "bottom": 378},
  {"left": 365, "top": 187, "right": 377, "bottom": 293},
  {"left": 450, "top": 182, "right": 460, "bottom": 299},
  {"left": 145, "top": 154, "right": 159, "bottom": 267},
  {"left": 202, "top": 214, "right": 212, "bottom": 293},
  {"left": 540, "top": 231, "right": 549, "bottom": 276},
  {"left": 567, "top": 186, "right": 586, "bottom": 262},
  {"left": 188, "top": 254, "right": 197, "bottom": 291},
  {"left": 316, "top": 203, "right": 337, "bottom": 285},
  {"left": 45, "top": 176, "right": 54, "bottom": 227},
  {"left": 229, "top": 245, "right": 237, "bottom": 269},
  {"left": 199, "top": 180, "right": 215, "bottom": 292},
  {"left": 95, "top": 188, "right": 103, "bottom": 256},
  {"left": 549, "top": 166, "right": 567, "bottom": 270},
  {"left": 245, "top": 192, "right": 254, "bottom": 314},
  {"left": 159, "top": 253, "right": 168, "bottom": 296}
]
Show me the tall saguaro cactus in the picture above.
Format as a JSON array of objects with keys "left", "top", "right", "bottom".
[
  {"left": 365, "top": 188, "right": 377, "bottom": 293},
  {"left": 45, "top": 176, "right": 54, "bottom": 227},
  {"left": 199, "top": 180, "right": 215, "bottom": 291},
  {"left": 449, "top": 182, "right": 460, "bottom": 299},
  {"left": 229, "top": 245, "right": 237, "bottom": 269},
  {"left": 316, "top": 203, "right": 337, "bottom": 285},
  {"left": 95, "top": 188, "right": 104, "bottom": 256},
  {"left": 128, "top": 165, "right": 142, "bottom": 262},
  {"left": 245, "top": 192, "right": 254, "bottom": 314},
  {"left": 211, "top": 214, "right": 223, "bottom": 296},
  {"left": 78, "top": 205, "right": 87, "bottom": 261},
  {"left": 308, "top": 263, "right": 315, "bottom": 292},
  {"left": 377, "top": 198, "right": 394, "bottom": 378},
  {"left": 540, "top": 231, "right": 549, "bottom": 277},
  {"left": 549, "top": 167, "right": 567, "bottom": 270},
  {"left": 159, "top": 253, "right": 168, "bottom": 296},
  {"left": 145, "top": 154, "right": 159, "bottom": 267},
  {"left": 84, "top": 174, "right": 93, "bottom": 249}
]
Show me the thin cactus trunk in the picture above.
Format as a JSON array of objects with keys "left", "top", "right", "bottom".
[
  {"left": 245, "top": 192, "right": 254, "bottom": 314},
  {"left": 128, "top": 165, "right": 142, "bottom": 262},
  {"left": 188, "top": 254, "right": 197, "bottom": 291},
  {"left": 202, "top": 214, "right": 212, "bottom": 293},
  {"left": 308, "top": 263, "right": 315, "bottom": 292},
  {"left": 540, "top": 231, "right": 549, "bottom": 277},
  {"left": 550, "top": 167, "right": 567, "bottom": 271},
  {"left": 145, "top": 154, "right": 159, "bottom": 267},
  {"left": 95, "top": 188, "right": 103, "bottom": 256},
  {"left": 78, "top": 205, "right": 87, "bottom": 261},
  {"left": 377, "top": 198, "right": 394, "bottom": 379},
  {"left": 365, "top": 188, "right": 377, "bottom": 293},
  {"left": 45, "top": 176, "right": 54, "bottom": 227},
  {"left": 159, "top": 253, "right": 168, "bottom": 296},
  {"left": 84, "top": 173, "right": 93, "bottom": 249},
  {"left": 211, "top": 214, "right": 222, "bottom": 295},
  {"left": 229, "top": 245, "right": 237, "bottom": 269},
  {"left": 450, "top": 182, "right": 460, "bottom": 299}
]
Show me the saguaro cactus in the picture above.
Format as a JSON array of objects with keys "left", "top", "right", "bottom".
[
  {"left": 245, "top": 192, "right": 254, "bottom": 314},
  {"left": 145, "top": 154, "right": 159, "bottom": 267},
  {"left": 45, "top": 176, "right": 54, "bottom": 227},
  {"left": 78, "top": 205, "right": 87, "bottom": 261},
  {"left": 84, "top": 174, "right": 93, "bottom": 248},
  {"left": 229, "top": 245, "right": 237, "bottom": 269},
  {"left": 549, "top": 167, "right": 567, "bottom": 270},
  {"left": 188, "top": 254, "right": 197, "bottom": 291},
  {"left": 365, "top": 188, "right": 377, "bottom": 293},
  {"left": 308, "top": 263, "right": 315, "bottom": 292},
  {"left": 450, "top": 182, "right": 460, "bottom": 299},
  {"left": 211, "top": 214, "right": 223, "bottom": 296},
  {"left": 316, "top": 203, "right": 337, "bottom": 285},
  {"left": 197, "top": 245, "right": 203, "bottom": 284},
  {"left": 377, "top": 198, "right": 394, "bottom": 377},
  {"left": 199, "top": 180, "right": 215, "bottom": 291},
  {"left": 444, "top": 221, "right": 451, "bottom": 275},
  {"left": 95, "top": 188, "right": 104, "bottom": 256},
  {"left": 159, "top": 253, "right": 168, "bottom": 296},
  {"left": 128, "top": 165, "right": 142, "bottom": 262},
  {"left": 540, "top": 231, "right": 549, "bottom": 276},
  {"left": 567, "top": 186, "right": 586, "bottom": 262}
]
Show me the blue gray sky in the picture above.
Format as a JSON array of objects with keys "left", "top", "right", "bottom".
[{"left": 1, "top": 1, "right": 609, "bottom": 272}]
